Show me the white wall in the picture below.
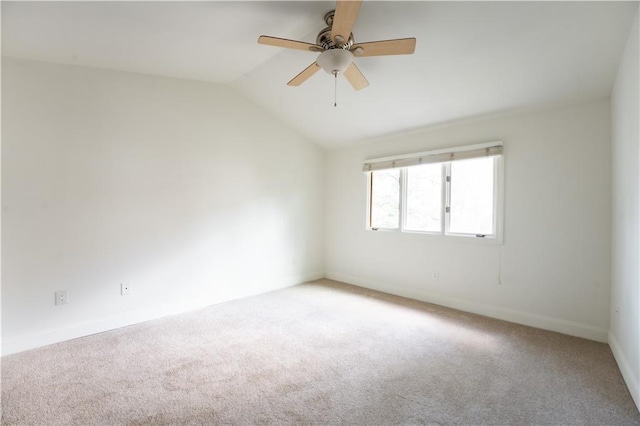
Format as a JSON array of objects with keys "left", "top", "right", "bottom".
[
  {"left": 325, "top": 98, "right": 612, "bottom": 342},
  {"left": 610, "top": 11, "right": 640, "bottom": 409},
  {"left": 1, "top": 58, "right": 324, "bottom": 355}
]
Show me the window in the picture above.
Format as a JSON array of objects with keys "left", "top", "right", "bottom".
[
  {"left": 405, "top": 163, "right": 442, "bottom": 232},
  {"left": 365, "top": 142, "right": 503, "bottom": 239},
  {"left": 448, "top": 157, "right": 495, "bottom": 235},
  {"left": 370, "top": 168, "right": 400, "bottom": 229}
]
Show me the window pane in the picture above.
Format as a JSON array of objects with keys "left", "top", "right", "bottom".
[
  {"left": 449, "top": 157, "right": 495, "bottom": 235},
  {"left": 370, "top": 169, "right": 400, "bottom": 229},
  {"left": 405, "top": 164, "right": 442, "bottom": 232}
]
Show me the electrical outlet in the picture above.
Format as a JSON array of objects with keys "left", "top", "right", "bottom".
[
  {"left": 55, "top": 291, "right": 68, "bottom": 305},
  {"left": 432, "top": 271, "right": 439, "bottom": 280},
  {"left": 121, "top": 283, "right": 132, "bottom": 296}
]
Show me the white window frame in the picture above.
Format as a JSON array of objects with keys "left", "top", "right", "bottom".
[{"left": 365, "top": 142, "right": 504, "bottom": 242}]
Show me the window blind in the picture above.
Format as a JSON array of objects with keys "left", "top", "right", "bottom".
[{"left": 362, "top": 142, "right": 503, "bottom": 172}]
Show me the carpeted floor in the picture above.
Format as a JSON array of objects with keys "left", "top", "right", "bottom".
[{"left": 2, "top": 279, "right": 639, "bottom": 425}]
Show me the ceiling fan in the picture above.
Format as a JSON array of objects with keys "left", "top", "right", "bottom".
[{"left": 258, "top": 0, "right": 416, "bottom": 95}]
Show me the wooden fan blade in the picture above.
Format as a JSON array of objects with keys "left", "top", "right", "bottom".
[
  {"left": 287, "top": 62, "right": 321, "bottom": 86},
  {"left": 343, "top": 63, "right": 369, "bottom": 91},
  {"left": 351, "top": 38, "right": 416, "bottom": 57},
  {"left": 331, "top": 0, "right": 362, "bottom": 44},
  {"left": 258, "top": 36, "right": 323, "bottom": 52}
]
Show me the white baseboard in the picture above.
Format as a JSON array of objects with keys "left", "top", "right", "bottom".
[
  {"left": 3, "top": 270, "right": 608, "bottom": 356},
  {"left": 608, "top": 331, "right": 640, "bottom": 411},
  {"left": 2, "top": 272, "right": 324, "bottom": 356},
  {"left": 2, "top": 299, "right": 212, "bottom": 356},
  {"left": 325, "top": 272, "right": 609, "bottom": 343},
  {"left": 296, "top": 271, "right": 325, "bottom": 283}
]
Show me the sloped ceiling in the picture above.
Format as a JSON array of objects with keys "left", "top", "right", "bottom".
[{"left": 2, "top": 1, "right": 638, "bottom": 148}]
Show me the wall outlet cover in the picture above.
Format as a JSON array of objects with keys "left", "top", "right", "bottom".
[
  {"left": 55, "top": 291, "right": 68, "bottom": 305},
  {"left": 121, "top": 283, "right": 132, "bottom": 296}
]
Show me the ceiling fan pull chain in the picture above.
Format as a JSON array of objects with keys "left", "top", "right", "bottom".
[{"left": 333, "top": 71, "right": 338, "bottom": 107}]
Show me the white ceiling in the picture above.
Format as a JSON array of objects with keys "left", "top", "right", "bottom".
[{"left": 2, "top": 1, "right": 638, "bottom": 149}]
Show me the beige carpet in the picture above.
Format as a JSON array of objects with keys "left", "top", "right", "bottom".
[{"left": 2, "top": 279, "right": 639, "bottom": 425}]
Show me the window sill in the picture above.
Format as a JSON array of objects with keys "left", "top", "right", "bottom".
[{"left": 366, "top": 228, "right": 503, "bottom": 245}]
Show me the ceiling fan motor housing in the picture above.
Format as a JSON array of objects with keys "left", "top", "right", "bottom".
[{"left": 316, "top": 27, "right": 353, "bottom": 51}]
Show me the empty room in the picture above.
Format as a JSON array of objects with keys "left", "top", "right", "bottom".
[{"left": 2, "top": 1, "right": 639, "bottom": 424}]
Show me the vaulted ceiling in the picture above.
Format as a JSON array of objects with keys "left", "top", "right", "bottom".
[{"left": 3, "top": 1, "right": 637, "bottom": 148}]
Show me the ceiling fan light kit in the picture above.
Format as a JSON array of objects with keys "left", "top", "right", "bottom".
[
  {"left": 317, "top": 49, "right": 353, "bottom": 75},
  {"left": 258, "top": 0, "right": 416, "bottom": 105}
]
